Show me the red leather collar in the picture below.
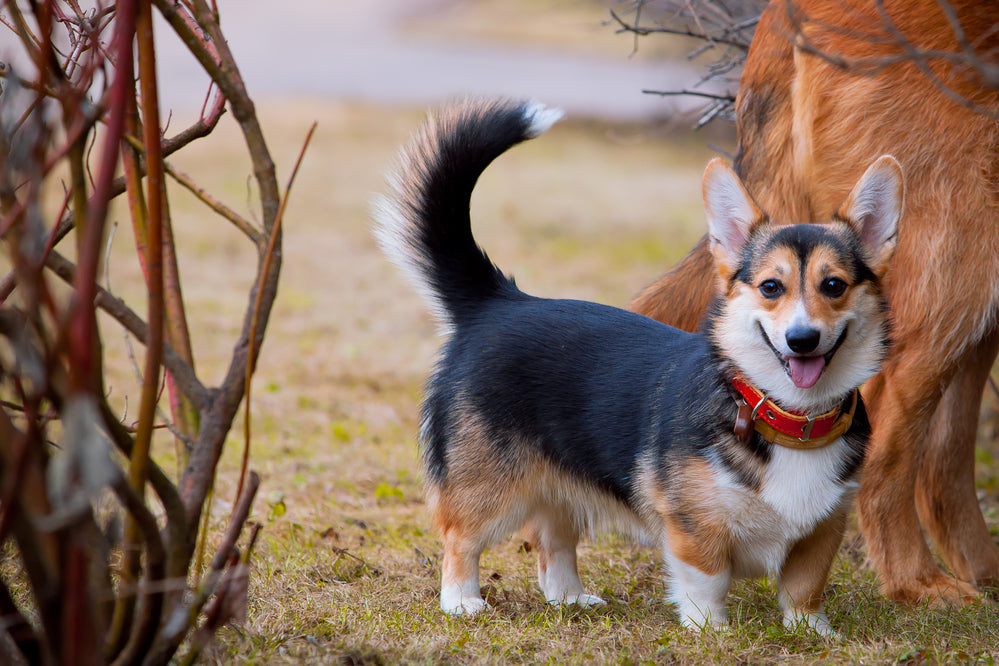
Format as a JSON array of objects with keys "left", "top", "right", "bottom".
[{"left": 731, "top": 375, "right": 855, "bottom": 448}]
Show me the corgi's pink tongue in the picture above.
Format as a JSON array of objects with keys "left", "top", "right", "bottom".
[{"left": 787, "top": 356, "right": 826, "bottom": 389}]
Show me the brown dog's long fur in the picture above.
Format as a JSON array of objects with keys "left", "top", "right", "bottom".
[{"left": 631, "top": 0, "right": 999, "bottom": 605}]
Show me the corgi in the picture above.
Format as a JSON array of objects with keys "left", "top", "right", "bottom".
[{"left": 374, "top": 98, "right": 903, "bottom": 634}]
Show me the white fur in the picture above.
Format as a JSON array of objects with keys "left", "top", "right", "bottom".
[
  {"left": 658, "top": 452, "right": 853, "bottom": 633},
  {"left": 539, "top": 547, "right": 606, "bottom": 607},
  {"left": 372, "top": 192, "right": 455, "bottom": 335},
  {"left": 528, "top": 503, "right": 607, "bottom": 607},
  {"left": 707, "top": 467, "right": 791, "bottom": 579},
  {"left": 666, "top": 553, "right": 732, "bottom": 629},
  {"left": 760, "top": 441, "right": 857, "bottom": 536},
  {"left": 783, "top": 606, "right": 834, "bottom": 637},
  {"left": 522, "top": 101, "right": 565, "bottom": 138},
  {"left": 441, "top": 580, "right": 490, "bottom": 615},
  {"left": 702, "top": 158, "right": 761, "bottom": 259},
  {"left": 842, "top": 155, "right": 902, "bottom": 254}
]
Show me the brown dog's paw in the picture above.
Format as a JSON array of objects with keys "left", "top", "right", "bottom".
[{"left": 884, "top": 573, "right": 981, "bottom": 607}]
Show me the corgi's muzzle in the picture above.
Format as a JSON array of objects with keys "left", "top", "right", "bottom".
[{"left": 759, "top": 323, "right": 849, "bottom": 389}]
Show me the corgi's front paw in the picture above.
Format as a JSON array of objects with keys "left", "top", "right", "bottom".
[
  {"left": 679, "top": 612, "right": 729, "bottom": 631},
  {"left": 676, "top": 598, "right": 729, "bottom": 631},
  {"left": 441, "top": 585, "right": 490, "bottom": 616},
  {"left": 442, "top": 596, "right": 490, "bottom": 616},
  {"left": 783, "top": 608, "right": 835, "bottom": 638},
  {"left": 549, "top": 593, "right": 606, "bottom": 608}
]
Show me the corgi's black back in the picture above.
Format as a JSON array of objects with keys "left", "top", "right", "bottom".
[
  {"left": 423, "top": 294, "right": 734, "bottom": 500},
  {"left": 375, "top": 99, "right": 737, "bottom": 502}
]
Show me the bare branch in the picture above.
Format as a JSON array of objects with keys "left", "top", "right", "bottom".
[
  {"left": 609, "top": 7, "right": 753, "bottom": 49},
  {"left": 43, "top": 251, "right": 211, "bottom": 411},
  {"left": 161, "top": 158, "right": 263, "bottom": 244}
]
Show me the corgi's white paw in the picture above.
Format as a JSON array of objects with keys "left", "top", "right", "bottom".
[
  {"left": 441, "top": 581, "right": 490, "bottom": 616},
  {"left": 783, "top": 609, "right": 835, "bottom": 638},
  {"left": 442, "top": 597, "right": 490, "bottom": 616},
  {"left": 675, "top": 597, "right": 729, "bottom": 631},
  {"left": 549, "top": 593, "right": 606, "bottom": 608},
  {"left": 679, "top": 613, "right": 729, "bottom": 631}
]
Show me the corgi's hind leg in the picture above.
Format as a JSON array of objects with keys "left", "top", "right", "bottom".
[
  {"left": 439, "top": 526, "right": 489, "bottom": 615},
  {"left": 527, "top": 509, "right": 605, "bottom": 608}
]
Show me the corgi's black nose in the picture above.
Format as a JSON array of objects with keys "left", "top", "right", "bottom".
[{"left": 786, "top": 326, "right": 821, "bottom": 354}]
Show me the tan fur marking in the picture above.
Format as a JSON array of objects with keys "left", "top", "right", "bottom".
[
  {"left": 647, "top": 459, "right": 732, "bottom": 576},
  {"left": 802, "top": 244, "right": 856, "bottom": 319},
  {"left": 432, "top": 406, "right": 643, "bottom": 554},
  {"left": 779, "top": 509, "right": 847, "bottom": 613},
  {"left": 431, "top": 405, "right": 523, "bottom": 538},
  {"left": 748, "top": 244, "right": 799, "bottom": 314}
]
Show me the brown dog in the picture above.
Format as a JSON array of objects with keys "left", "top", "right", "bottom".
[{"left": 631, "top": 0, "right": 999, "bottom": 605}]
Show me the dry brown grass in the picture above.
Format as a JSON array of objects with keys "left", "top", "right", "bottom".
[{"left": 87, "top": 97, "right": 999, "bottom": 664}]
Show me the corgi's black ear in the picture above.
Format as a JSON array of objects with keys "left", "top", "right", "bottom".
[
  {"left": 837, "top": 155, "right": 903, "bottom": 273},
  {"left": 702, "top": 158, "right": 765, "bottom": 277}
]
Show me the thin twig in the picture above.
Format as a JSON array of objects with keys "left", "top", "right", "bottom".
[
  {"left": 609, "top": 8, "right": 749, "bottom": 48},
  {"left": 43, "top": 250, "right": 211, "bottom": 410},
  {"left": 642, "top": 88, "right": 736, "bottom": 102},
  {"left": 162, "top": 159, "right": 262, "bottom": 244},
  {"left": 236, "top": 121, "right": 316, "bottom": 501}
]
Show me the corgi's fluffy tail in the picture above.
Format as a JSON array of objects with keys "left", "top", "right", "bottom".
[{"left": 373, "top": 98, "right": 563, "bottom": 331}]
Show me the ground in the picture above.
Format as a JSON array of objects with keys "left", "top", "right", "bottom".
[
  {"left": 10, "top": 0, "right": 999, "bottom": 662},
  {"left": 87, "top": 97, "right": 999, "bottom": 664}
]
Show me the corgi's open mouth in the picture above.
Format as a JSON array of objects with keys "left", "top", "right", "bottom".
[{"left": 758, "top": 324, "right": 848, "bottom": 389}]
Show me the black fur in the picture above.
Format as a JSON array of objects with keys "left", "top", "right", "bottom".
[
  {"left": 424, "top": 294, "right": 738, "bottom": 502},
  {"left": 733, "top": 223, "right": 877, "bottom": 289}
]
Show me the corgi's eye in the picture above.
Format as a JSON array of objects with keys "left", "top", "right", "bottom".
[
  {"left": 821, "top": 277, "right": 848, "bottom": 298},
  {"left": 759, "top": 279, "right": 784, "bottom": 298}
]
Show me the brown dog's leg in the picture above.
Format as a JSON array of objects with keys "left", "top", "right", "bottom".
[
  {"left": 859, "top": 362, "right": 980, "bottom": 605},
  {"left": 916, "top": 328, "right": 999, "bottom": 590}
]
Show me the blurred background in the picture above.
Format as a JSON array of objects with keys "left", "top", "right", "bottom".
[{"left": 153, "top": 0, "right": 713, "bottom": 123}]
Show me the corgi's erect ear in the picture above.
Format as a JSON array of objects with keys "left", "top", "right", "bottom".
[
  {"left": 702, "top": 158, "right": 765, "bottom": 278},
  {"left": 837, "top": 155, "right": 903, "bottom": 274}
]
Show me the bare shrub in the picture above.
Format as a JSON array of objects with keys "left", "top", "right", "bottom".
[{"left": 0, "top": 1, "right": 310, "bottom": 663}]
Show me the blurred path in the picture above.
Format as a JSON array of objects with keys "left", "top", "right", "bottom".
[{"left": 154, "top": 0, "right": 705, "bottom": 121}]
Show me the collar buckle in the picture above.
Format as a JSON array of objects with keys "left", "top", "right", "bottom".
[{"left": 799, "top": 414, "right": 816, "bottom": 441}]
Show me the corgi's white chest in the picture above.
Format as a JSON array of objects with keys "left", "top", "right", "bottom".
[
  {"left": 719, "top": 439, "right": 855, "bottom": 577},
  {"left": 759, "top": 439, "right": 854, "bottom": 535}
]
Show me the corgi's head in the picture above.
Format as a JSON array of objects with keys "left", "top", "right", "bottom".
[{"left": 703, "top": 156, "right": 903, "bottom": 411}]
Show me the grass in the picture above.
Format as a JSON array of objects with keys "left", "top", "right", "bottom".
[
  {"left": 15, "top": 0, "right": 999, "bottom": 654},
  {"left": 92, "top": 97, "right": 993, "bottom": 665}
]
